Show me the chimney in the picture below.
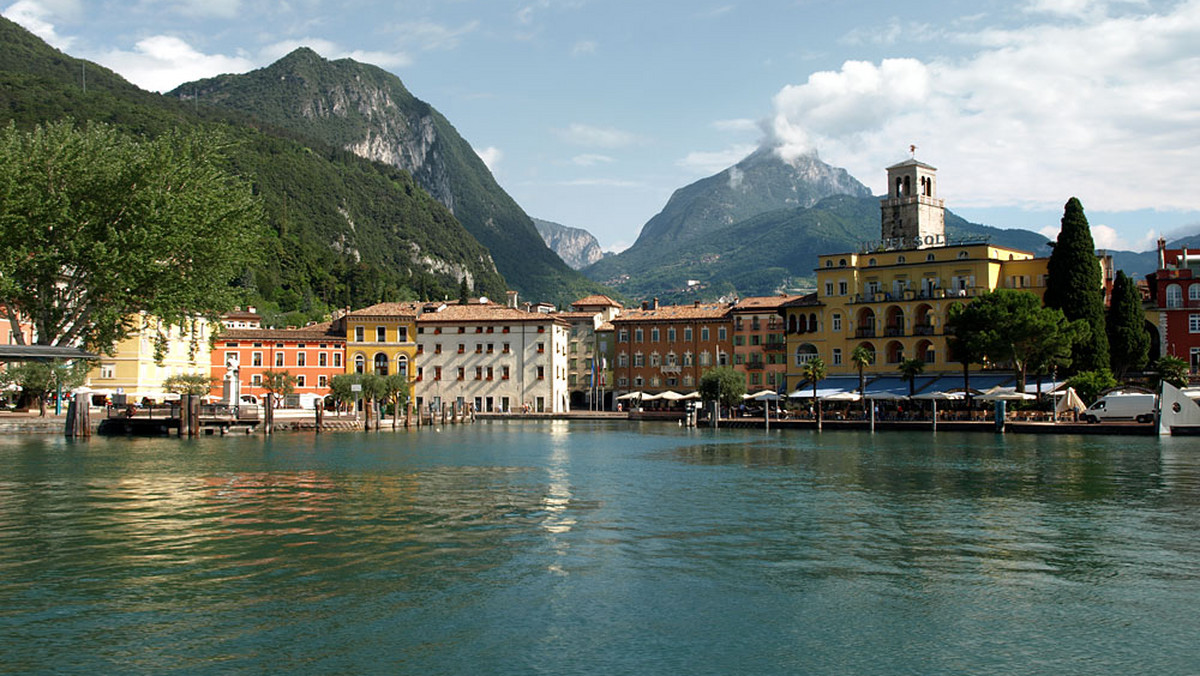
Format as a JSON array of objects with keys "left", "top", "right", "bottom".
[
  {"left": 694, "top": 300, "right": 701, "bottom": 308},
  {"left": 641, "top": 301, "right": 649, "bottom": 311},
  {"left": 652, "top": 297, "right": 659, "bottom": 310},
  {"left": 506, "top": 290, "right": 518, "bottom": 309}
]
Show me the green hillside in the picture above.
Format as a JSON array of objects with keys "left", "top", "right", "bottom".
[
  {"left": 0, "top": 17, "right": 506, "bottom": 325},
  {"left": 170, "top": 48, "right": 605, "bottom": 306}
]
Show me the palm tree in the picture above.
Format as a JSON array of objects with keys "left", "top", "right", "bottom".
[
  {"left": 801, "top": 357, "right": 827, "bottom": 429},
  {"left": 898, "top": 358, "right": 925, "bottom": 397},
  {"left": 1155, "top": 355, "right": 1189, "bottom": 389},
  {"left": 850, "top": 345, "right": 873, "bottom": 398}
]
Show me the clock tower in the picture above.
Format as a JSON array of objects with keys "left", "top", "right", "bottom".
[{"left": 880, "top": 158, "right": 944, "bottom": 248}]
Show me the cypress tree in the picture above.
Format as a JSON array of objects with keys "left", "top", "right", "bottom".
[
  {"left": 1106, "top": 270, "right": 1150, "bottom": 379},
  {"left": 1045, "top": 197, "right": 1109, "bottom": 372}
]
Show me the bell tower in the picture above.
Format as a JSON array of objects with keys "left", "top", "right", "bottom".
[{"left": 880, "top": 156, "right": 944, "bottom": 248}]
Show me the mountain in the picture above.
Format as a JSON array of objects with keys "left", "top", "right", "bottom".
[
  {"left": 586, "top": 148, "right": 873, "bottom": 286},
  {"left": 170, "top": 48, "right": 602, "bottom": 305},
  {"left": 532, "top": 218, "right": 607, "bottom": 270},
  {"left": 0, "top": 17, "right": 506, "bottom": 324}
]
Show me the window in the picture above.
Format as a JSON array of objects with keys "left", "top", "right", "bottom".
[
  {"left": 618, "top": 353, "right": 628, "bottom": 367},
  {"left": 651, "top": 328, "right": 660, "bottom": 342},
  {"left": 458, "top": 343, "right": 465, "bottom": 354},
  {"left": 650, "top": 353, "right": 661, "bottom": 367},
  {"left": 1167, "top": 284, "right": 1184, "bottom": 308},
  {"left": 668, "top": 328, "right": 676, "bottom": 342},
  {"left": 700, "top": 351, "right": 711, "bottom": 366},
  {"left": 1190, "top": 284, "right": 1200, "bottom": 302},
  {"left": 251, "top": 374, "right": 262, "bottom": 386},
  {"left": 475, "top": 344, "right": 483, "bottom": 354},
  {"left": 100, "top": 364, "right": 115, "bottom": 379},
  {"left": 832, "top": 313, "right": 842, "bottom": 332},
  {"left": 297, "top": 375, "right": 306, "bottom": 387},
  {"left": 318, "top": 375, "right": 327, "bottom": 388},
  {"left": 832, "top": 348, "right": 842, "bottom": 365},
  {"left": 958, "top": 250, "right": 969, "bottom": 259},
  {"left": 355, "top": 326, "right": 364, "bottom": 342},
  {"left": 718, "top": 327, "right": 727, "bottom": 341},
  {"left": 416, "top": 367, "right": 423, "bottom": 382},
  {"left": 684, "top": 327, "right": 692, "bottom": 341},
  {"left": 634, "top": 353, "right": 644, "bottom": 367},
  {"left": 683, "top": 352, "right": 693, "bottom": 366},
  {"left": 487, "top": 343, "right": 494, "bottom": 353},
  {"left": 795, "top": 344, "right": 818, "bottom": 365},
  {"left": 1191, "top": 314, "right": 1200, "bottom": 333},
  {"left": 297, "top": 353, "right": 306, "bottom": 367},
  {"left": 537, "top": 342, "right": 545, "bottom": 353},
  {"left": 825, "top": 260, "right": 833, "bottom": 268},
  {"left": 897, "top": 255, "right": 906, "bottom": 264},
  {"left": 503, "top": 342, "right": 510, "bottom": 353},
  {"left": 318, "top": 353, "right": 327, "bottom": 367},
  {"left": 635, "top": 328, "right": 644, "bottom": 342},
  {"left": 619, "top": 329, "right": 629, "bottom": 343},
  {"left": 701, "top": 327, "right": 710, "bottom": 342},
  {"left": 252, "top": 352, "right": 263, "bottom": 367},
  {"left": 376, "top": 326, "right": 387, "bottom": 342},
  {"left": 825, "top": 281, "right": 834, "bottom": 296},
  {"left": 398, "top": 327, "right": 408, "bottom": 342},
  {"left": 435, "top": 366, "right": 442, "bottom": 381},
  {"left": 502, "top": 365, "right": 510, "bottom": 380},
  {"left": 486, "top": 366, "right": 493, "bottom": 380},
  {"left": 475, "top": 366, "right": 483, "bottom": 380},
  {"left": 333, "top": 353, "right": 342, "bottom": 368},
  {"left": 537, "top": 366, "right": 545, "bottom": 380},
  {"left": 838, "top": 281, "right": 848, "bottom": 295},
  {"left": 457, "top": 367, "right": 465, "bottom": 380},
  {"left": 926, "top": 253, "right": 936, "bottom": 262},
  {"left": 868, "top": 258, "right": 877, "bottom": 267}
]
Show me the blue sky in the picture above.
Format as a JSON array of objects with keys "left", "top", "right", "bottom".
[{"left": 6, "top": 0, "right": 1200, "bottom": 254}]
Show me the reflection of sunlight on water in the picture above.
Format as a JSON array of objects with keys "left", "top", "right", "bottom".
[{"left": 542, "top": 432, "right": 574, "bottom": 567}]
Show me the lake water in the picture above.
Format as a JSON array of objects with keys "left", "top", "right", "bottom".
[{"left": 1, "top": 422, "right": 1197, "bottom": 675}]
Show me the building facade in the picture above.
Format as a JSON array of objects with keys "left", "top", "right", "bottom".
[
  {"left": 611, "top": 300, "right": 733, "bottom": 395},
  {"left": 337, "top": 303, "right": 419, "bottom": 382},
  {"left": 86, "top": 314, "right": 214, "bottom": 402},
  {"left": 730, "top": 295, "right": 798, "bottom": 392},
  {"left": 209, "top": 323, "right": 346, "bottom": 406},
  {"left": 560, "top": 294, "right": 623, "bottom": 409},
  {"left": 414, "top": 301, "right": 570, "bottom": 413},
  {"left": 1145, "top": 242, "right": 1200, "bottom": 378}
]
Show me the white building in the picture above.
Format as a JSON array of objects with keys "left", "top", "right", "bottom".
[{"left": 414, "top": 301, "right": 570, "bottom": 413}]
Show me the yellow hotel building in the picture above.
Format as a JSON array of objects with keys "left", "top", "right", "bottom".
[
  {"left": 784, "top": 158, "right": 1070, "bottom": 388},
  {"left": 336, "top": 302, "right": 419, "bottom": 382}
]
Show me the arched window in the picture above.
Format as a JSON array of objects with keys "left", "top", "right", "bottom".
[
  {"left": 825, "top": 260, "right": 834, "bottom": 268},
  {"left": 354, "top": 354, "right": 366, "bottom": 374},
  {"left": 396, "top": 354, "right": 409, "bottom": 378},
  {"left": 373, "top": 352, "right": 389, "bottom": 376},
  {"left": 868, "top": 258, "right": 877, "bottom": 267},
  {"left": 926, "top": 253, "right": 936, "bottom": 262},
  {"left": 795, "top": 343, "right": 818, "bottom": 366},
  {"left": 789, "top": 315, "right": 800, "bottom": 333},
  {"left": 839, "top": 258, "right": 848, "bottom": 267},
  {"left": 895, "top": 177, "right": 903, "bottom": 197},
  {"left": 1167, "top": 284, "right": 1183, "bottom": 308},
  {"left": 897, "top": 255, "right": 906, "bottom": 264},
  {"left": 958, "top": 250, "right": 969, "bottom": 259},
  {"left": 903, "top": 175, "right": 911, "bottom": 196}
]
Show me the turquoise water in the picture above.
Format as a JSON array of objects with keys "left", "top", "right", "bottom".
[{"left": 0, "top": 422, "right": 1197, "bottom": 674}]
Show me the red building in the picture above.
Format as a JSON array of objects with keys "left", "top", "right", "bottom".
[
  {"left": 1145, "top": 240, "right": 1200, "bottom": 379},
  {"left": 210, "top": 322, "right": 346, "bottom": 406}
]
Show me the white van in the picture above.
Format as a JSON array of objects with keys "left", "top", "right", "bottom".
[{"left": 1080, "top": 392, "right": 1157, "bottom": 424}]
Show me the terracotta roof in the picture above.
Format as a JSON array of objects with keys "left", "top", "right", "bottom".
[
  {"left": 596, "top": 321, "right": 615, "bottom": 332},
  {"left": 416, "top": 303, "right": 569, "bottom": 326},
  {"left": 778, "top": 293, "right": 822, "bottom": 308},
  {"left": 221, "top": 310, "right": 261, "bottom": 320},
  {"left": 556, "top": 311, "right": 600, "bottom": 320},
  {"left": 219, "top": 322, "right": 345, "bottom": 342},
  {"left": 571, "top": 294, "right": 622, "bottom": 309},
  {"left": 730, "top": 294, "right": 807, "bottom": 312},
  {"left": 347, "top": 302, "right": 420, "bottom": 318},
  {"left": 611, "top": 303, "right": 731, "bottom": 323}
]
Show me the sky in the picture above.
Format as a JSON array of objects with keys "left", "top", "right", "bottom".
[{"left": 5, "top": 0, "right": 1200, "bottom": 254}]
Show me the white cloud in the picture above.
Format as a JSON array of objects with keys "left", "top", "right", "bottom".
[
  {"left": 169, "top": 0, "right": 241, "bottom": 19},
  {"left": 571, "top": 40, "right": 597, "bottom": 56},
  {"left": 571, "top": 154, "right": 614, "bottom": 166},
  {"left": 474, "top": 146, "right": 502, "bottom": 172},
  {"left": 390, "top": 20, "right": 480, "bottom": 52},
  {"left": 555, "top": 123, "right": 637, "bottom": 148},
  {"left": 260, "top": 39, "right": 411, "bottom": 69},
  {"left": 767, "top": 1, "right": 1200, "bottom": 215},
  {"left": 3, "top": 0, "right": 73, "bottom": 49},
  {"left": 93, "top": 35, "right": 254, "bottom": 92},
  {"left": 712, "top": 118, "right": 759, "bottom": 133},
  {"left": 676, "top": 144, "right": 757, "bottom": 174}
]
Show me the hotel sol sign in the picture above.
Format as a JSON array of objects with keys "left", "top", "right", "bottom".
[{"left": 861, "top": 233, "right": 946, "bottom": 252}]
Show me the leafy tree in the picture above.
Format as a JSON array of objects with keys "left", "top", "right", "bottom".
[
  {"left": 379, "top": 372, "right": 410, "bottom": 419},
  {"left": 946, "top": 290, "right": 1083, "bottom": 392},
  {"left": 897, "top": 358, "right": 925, "bottom": 397},
  {"left": 0, "top": 359, "right": 89, "bottom": 416},
  {"left": 1154, "top": 355, "right": 1189, "bottom": 389},
  {"left": 1067, "top": 368, "right": 1117, "bottom": 404},
  {"left": 0, "top": 120, "right": 264, "bottom": 352},
  {"left": 163, "top": 373, "right": 214, "bottom": 396},
  {"left": 699, "top": 366, "right": 745, "bottom": 409},
  {"left": 800, "top": 357, "right": 827, "bottom": 426},
  {"left": 329, "top": 373, "right": 358, "bottom": 410},
  {"left": 946, "top": 304, "right": 989, "bottom": 408},
  {"left": 1044, "top": 197, "right": 1109, "bottom": 372},
  {"left": 261, "top": 370, "right": 297, "bottom": 400},
  {"left": 850, "top": 345, "right": 873, "bottom": 398},
  {"left": 1106, "top": 270, "right": 1150, "bottom": 379}
]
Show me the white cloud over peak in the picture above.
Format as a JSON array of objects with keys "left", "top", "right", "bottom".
[
  {"left": 474, "top": 146, "right": 502, "bottom": 172},
  {"left": 3, "top": 0, "right": 73, "bottom": 49},
  {"left": 769, "top": 1, "right": 1200, "bottom": 214},
  {"left": 94, "top": 35, "right": 254, "bottom": 92},
  {"left": 555, "top": 123, "right": 636, "bottom": 148}
]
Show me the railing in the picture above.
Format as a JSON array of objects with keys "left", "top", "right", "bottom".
[
  {"left": 856, "top": 327, "right": 876, "bottom": 338},
  {"left": 884, "top": 325, "right": 905, "bottom": 337},
  {"left": 745, "top": 361, "right": 765, "bottom": 370},
  {"left": 913, "top": 324, "right": 936, "bottom": 336},
  {"left": 765, "top": 340, "right": 787, "bottom": 351}
]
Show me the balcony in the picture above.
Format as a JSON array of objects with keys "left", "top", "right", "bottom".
[
  {"left": 913, "top": 324, "right": 936, "bottom": 336},
  {"left": 856, "top": 326, "right": 877, "bottom": 338},
  {"left": 883, "top": 325, "right": 905, "bottom": 337},
  {"left": 745, "top": 361, "right": 765, "bottom": 371},
  {"left": 660, "top": 365, "right": 682, "bottom": 374},
  {"left": 765, "top": 340, "right": 787, "bottom": 351}
]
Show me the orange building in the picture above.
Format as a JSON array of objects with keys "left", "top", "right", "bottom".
[
  {"left": 210, "top": 322, "right": 346, "bottom": 406},
  {"left": 611, "top": 300, "right": 733, "bottom": 394},
  {"left": 730, "top": 295, "right": 802, "bottom": 392}
]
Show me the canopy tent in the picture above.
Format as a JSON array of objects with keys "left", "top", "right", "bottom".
[
  {"left": 679, "top": 391, "right": 703, "bottom": 400},
  {"left": 923, "top": 373, "right": 1014, "bottom": 393},
  {"left": 744, "top": 390, "right": 781, "bottom": 401},
  {"left": 1054, "top": 387, "right": 1087, "bottom": 415},
  {"left": 789, "top": 377, "right": 859, "bottom": 399},
  {"left": 639, "top": 392, "right": 662, "bottom": 401},
  {"left": 1025, "top": 378, "right": 1066, "bottom": 397},
  {"left": 911, "top": 390, "right": 964, "bottom": 401},
  {"left": 865, "top": 391, "right": 907, "bottom": 401},
  {"left": 656, "top": 391, "right": 688, "bottom": 401},
  {"left": 616, "top": 391, "right": 644, "bottom": 400},
  {"left": 976, "top": 386, "right": 1037, "bottom": 401}
]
